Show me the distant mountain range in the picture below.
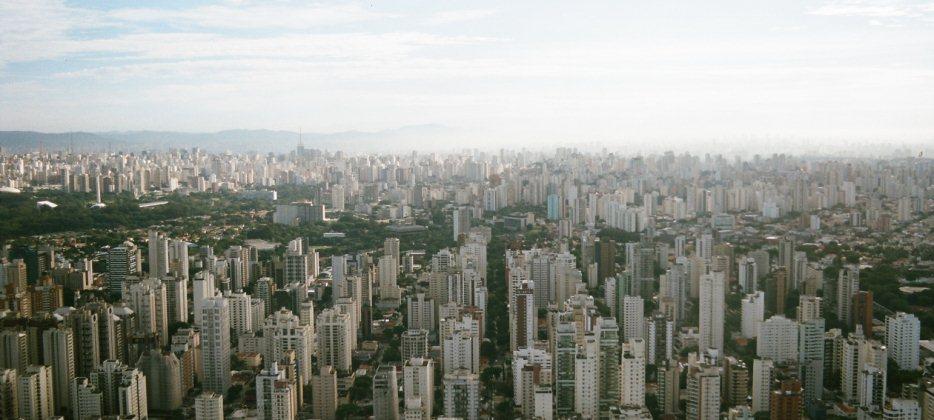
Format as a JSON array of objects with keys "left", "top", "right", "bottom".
[{"left": 0, "top": 125, "right": 469, "bottom": 153}]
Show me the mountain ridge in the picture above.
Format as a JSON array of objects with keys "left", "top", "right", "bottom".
[{"left": 0, "top": 125, "right": 461, "bottom": 153}]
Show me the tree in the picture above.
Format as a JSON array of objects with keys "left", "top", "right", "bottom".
[
  {"left": 381, "top": 344, "right": 401, "bottom": 363},
  {"left": 348, "top": 376, "right": 372, "bottom": 402},
  {"left": 336, "top": 403, "right": 362, "bottom": 419},
  {"left": 481, "top": 341, "right": 498, "bottom": 359}
]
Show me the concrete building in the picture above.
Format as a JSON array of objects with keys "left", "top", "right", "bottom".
[
  {"left": 17, "top": 365, "right": 53, "bottom": 420},
  {"left": 757, "top": 315, "right": 799, "bottom": 362},
  {"left": 71, "top": 377, "right": 103, "bottom": 420},
  {"left": 373, "top": 365, "right": 400, "bottom": 420},
  {"left": 741, "top": 291, "right": 765, "bottom": 339},
  {"left": 699, "top": 272, "right": 725, "bottom": 352},
  {"left": 886, "top": 312, "right": 921, "bottom": 371},
  {"left": 403, "top": 358, "right": 434, "bottom": 420},
  {"left": 752, "top": 358, "right": 773, "bottom": 413},
  {"left": 312, "top": 366, "right": 338, "bottom": 420},
  {"left": 41, "top": 326, "right": 75, "bottom": 413},
  {"left": 316, "top": 308, "right": 354, "bottom": 373},
  {"left": 200, "top": 296, "right": 231, "bottom": 394},
  {"left": 443, "top": 369, "right": 480, "bottom": 420},
  {"left": 194, "top": 392, "right": 224, "bottom": 420}
]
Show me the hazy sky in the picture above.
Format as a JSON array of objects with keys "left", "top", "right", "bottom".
[{"left": 1, "top": 0, "right": 933, "bottom": 146}]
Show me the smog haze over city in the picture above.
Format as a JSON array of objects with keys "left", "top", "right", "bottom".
[{"left": 0, "top": 2, "right": 932, "bottom": 420}]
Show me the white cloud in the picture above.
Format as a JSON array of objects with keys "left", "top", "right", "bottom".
[
  {"left": 424, "top": 9, "right": 496, "bottom": 25},
  {"left": 107, "top": 2, "right": 397, "bottom": 30},
  {"left": 809, "top": 0, "right": 934, "bottom": 18}
]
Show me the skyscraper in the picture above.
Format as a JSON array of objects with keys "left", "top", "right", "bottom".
[
  {"left": 312, "top": 366, "right": 338, "bottom": 420},
  {"left": 511, "top": 284, "right": 535, "bottom": 352},
  {"left": 797, "top": 295, "right": 822, "bottom": 323},
  {"left": 757, "top": 315, "right": 799, "bottom": 363},
  {"left": 598, "top": 318, "right": 621, "bottom": 415},
  {"left": 262, "top": 308, "right": 315, "bottom": 385},
  {"left": 0, "top": 369, "right": 18, "bottom": 419},
  {"left": 17, "top": 365, "right": 53, "bottom": 420},
  {"left": 574, "top": 334, "right": 599, "bottom": 418},
  {"left": 886, "top": 312, "right": 920, "bottom": 371},
  {"left": 620, "top": 338, "right": 646, "bottom": 408},
  {"left": 443, "top": 369, "right": 480, "bottom": 420},
  {"left": 443, "top": 329, "right": 480, "bottom": 374},
  {"left": 751, "top": 358, "right": 773, "bottom": 413},
  {"left": 686, "top": 362, "right": 720, "bottom": 420},
  {"left": 200, "top": 296, "right": 231, "bottom": 394},
  {"left": 136, "top": 349, "right": 183, "bottom": 411},
  {"left": 41, "top": 326, "right": 75, "bottom": 413},
  {"left": 837, "top": 265, "right": 859, "bottom": 326},
  {"left": 378, "top": 255, "right": 400, "bottom": 302},
  {"left": 699, "top": 272, "right": 725, "bottom": 352},
  {"left": 194, "top": 392, "right": 223, "bottom": 420},
  {"left": 403, "top": 358, "right": 434, "bottom": 420},
  {"left": 741, "top": 291, "right": 765, "bottom": 339},
  {"left": 316, "top": 308, "right": 353, "bottom": 373},
  {"left": 798, "top": 318, "right": 825, "bottom": 412},
  {"left": 71, "top": 377, "right": 103, "bottom": 420},
  {"left": 852, "top": 290, "right": 874, "bottom": 337},
  {"left": 453, "top": 207, "right": 471, "bottom": 240},
  {"left": 770, "top": 379, "right": 803, "bottom": 420},
  {"left": 107, "top": 242, "right": 139, "bottom": 296},
  {"left": 373, "top": 365, "right": 400, "bottom": 420},
  {"left": 89, "top": 360, "right": 147, "bottom": 418},
  {"left": 124, "top": 277, "right": 169, "bottom": 346},
  {"left": 621, "top": 295, "right": 644, "bottom": 341},
  {"left": 406, "top": 293, "right": 435, "bottom": 332},
  {"left": 256, "top": 362, "right": 295, "bottom": 420}
]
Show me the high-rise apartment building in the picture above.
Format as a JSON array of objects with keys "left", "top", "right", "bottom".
[
  {"left": 373, "top": 365, "right": 400, "bottom": 420},
  {"left": 886, "top": 312, "right": 921, "bottom": 371},
  {"left": 757, "top": 315, "right": 799, "bottom": 362},
  {"left": 699, "top": 272, "right": 725, "bottom": 352},
  {"left": 200, "top": 296, "right": 231, "bottom": 394},
  {"left": 316, "top": 308, "right": 353, "bottom": 373},
  {"left": 443, "top": 369, "right": 480, "bottom": 420},
  {"left": 403, "top": 358, "right": 434, "bottom": 420}
]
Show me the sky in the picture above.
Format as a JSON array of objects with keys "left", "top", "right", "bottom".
[{"left": 1, "top": 0, "right": 933, "bottom": 149}]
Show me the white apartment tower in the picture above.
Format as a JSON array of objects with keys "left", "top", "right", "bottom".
[
  {"left": 620, "top": 339, "right": 647, "bottom": 408},
  {"left": 886, "top": 312, "right": 921, "bottom": 371},
  {"left": 751, "top": 358, "right": 773, "bottom": 413},
  {"left": 263, "top": 308, "right": 315, "bottom": 385},
  {"left": 741, "top": 291, "right": 765, "bottom": 339},
  {"left": 621, "top": 295, "right": 644, "bottom": 341},
  {"left": 403, "top": 358, "right": 434, "bottom": 420},
  {"left": 194, "top": 392, "right": 224, "bottom": 420},
  {"left": 699, "top": 272, "right": 726, "bottom": 352},
  {"left": 41, "top": 326, "right": 75, "bottom": 413},
  {"left": 316, "top": 308, "right": 353, "bottom": 373},
  {"left": 797, "top": 295, "right": 822, "bottom": 323},
  {"left": 200, "top": 296, "right": 231, "bottom": 394},
  {"left": 757, "top": 315, "right": 799, "bottom": 362}
]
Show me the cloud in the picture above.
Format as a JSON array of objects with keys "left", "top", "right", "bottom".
[
  {"left": 425, "top": 9, "right": 496, "bottom": 25},
  {"left": 809, "top": 0, "right": 934, "bottom": 19},
  {"left": 107, "top": 3, "right": 397, "bottom": 30}
]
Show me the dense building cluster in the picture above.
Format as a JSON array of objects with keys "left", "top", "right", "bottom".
[{"left": 0, "top": 146, "right": 931, "bottom": 419}]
